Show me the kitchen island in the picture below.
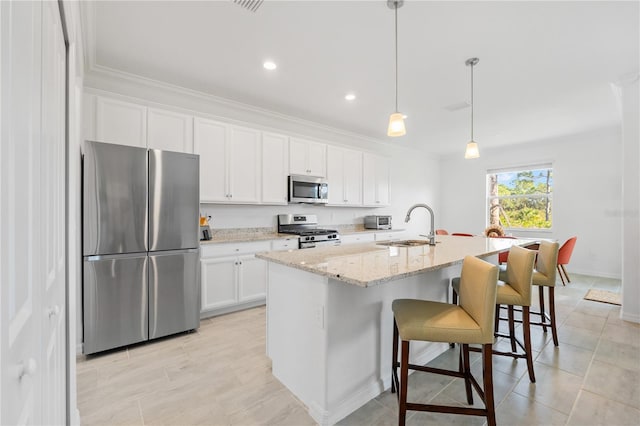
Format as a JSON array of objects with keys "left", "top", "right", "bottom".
[{"left": 256, "top": 235, "right": 533, "bottom": 425}]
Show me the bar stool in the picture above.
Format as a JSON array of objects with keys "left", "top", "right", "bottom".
[
  {"left": 452, "top": 245, "right": 537, "bottom": 382},
  {"left": 391, "top": 256, "right": 499, "bottom": 426},
  {"left": 522, "top": 240, "right": 560, "bottom": 346}
]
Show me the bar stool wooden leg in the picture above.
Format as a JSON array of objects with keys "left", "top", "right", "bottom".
[
  {"left": 538, "top": 286, "right": 548, "bottom": 333},
  {"left": 494, "top": 304, "right": 500, "bottom": 335},
  {"left": 462, "top": 344, "right": 473, "bottom": 405},
  {"left": 399, "top": 340, "right": 410, "bottom": 426},
  {"left": 482, "top": 344, "right": 496, "bottom": 426},
  {"left": 548, "top": 287, "right": 559, "bottom": 346},
  {"left": 391, "top": 320, "right": 399, "bottom": 394},
  {"left": 523, "top": 306, "right": 536, "bottom": 383},
  {"left": 508, "top": 305, "right": 517, "bottom": 352}
]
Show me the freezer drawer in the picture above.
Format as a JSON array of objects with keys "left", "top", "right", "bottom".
[
  {"left": 83, "top": 254, "right": 148, "bottom": 354},
  {"left": 83, "top": 141, "right": 148, "bottom": 256},
  {"left": 148, "top": 149, "right": 199, "bottom": 251},
  {"left": 149, "top": 249, "right": 200, "bottom": 339}
]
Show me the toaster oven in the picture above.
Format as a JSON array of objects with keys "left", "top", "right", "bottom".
[{"left": 364, "top": 215, "right": 392, "bottom": 230}]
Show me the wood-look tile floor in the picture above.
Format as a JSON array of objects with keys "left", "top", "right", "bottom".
[{"left": 77, "top": 274, "right": 640, "bottom": 425}]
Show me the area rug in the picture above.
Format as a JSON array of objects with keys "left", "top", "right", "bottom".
[{"left": 583, "top": 289, "right": 621, "bottom": 306}]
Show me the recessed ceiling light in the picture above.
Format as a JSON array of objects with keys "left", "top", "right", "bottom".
[
  {"left": 263, "top": 61, "right": 277, "bottom": 70},
  {"left": 402, "top": 114, "right": 408, "bottom": 119},
  {"left": 345, "top": 93, "right": 356, "bottom": 101}
]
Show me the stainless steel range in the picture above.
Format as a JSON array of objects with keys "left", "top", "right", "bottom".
[{"left": 277, "top": 214, "right": 340, "bottom": 249}]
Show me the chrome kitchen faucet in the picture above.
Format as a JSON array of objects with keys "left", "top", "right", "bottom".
[{"left": 404, "top": 204, "right": 436, "bottom": 245}]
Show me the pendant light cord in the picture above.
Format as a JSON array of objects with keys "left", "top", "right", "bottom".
[
  {"left": 470, "top": 62, "right": 474, "bottom": 141},
  {"left": 394, "top": 2, "right": 398, "bottom": 112}
]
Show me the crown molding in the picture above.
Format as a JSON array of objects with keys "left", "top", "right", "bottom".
[{"left": 84, "top": 64, "right": 427, "bottom": 155}]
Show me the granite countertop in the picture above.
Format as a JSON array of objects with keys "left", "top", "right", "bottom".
[
  {"left": 199, "top": 226, "right": 405, "bottom": 245},
  {"left": 255, "top": 235, "right": 536, "bottom": 287}
]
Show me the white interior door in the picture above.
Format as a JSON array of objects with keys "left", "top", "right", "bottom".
[{"left": 1, "top": 0, "right": 67, "bottom": 423}]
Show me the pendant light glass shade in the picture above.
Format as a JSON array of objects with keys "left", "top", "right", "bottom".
[
  {"left": 464, "top": 57, "right": 480, "bottom": 159},
  {"left": 387, "top": 0, "right": 405, "bottom": 137},
  {"left": 388, "top": 112, "right": 406, "bottom": 136},
  {"left": 464, "top": 141, "right": 479, "bottom": 159}
]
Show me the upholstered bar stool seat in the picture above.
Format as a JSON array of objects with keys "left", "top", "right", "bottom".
[{"left": 391, "top": 256, "right": 499, "bottom": 426}]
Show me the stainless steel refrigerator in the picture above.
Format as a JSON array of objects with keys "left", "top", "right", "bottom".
[{"left": 82, "top": 141, "right": 200, "bottom": 354}]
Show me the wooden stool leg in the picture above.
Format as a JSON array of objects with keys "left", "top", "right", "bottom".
[
  {"left": 549, "top": 287, "right": 559, "bottom": 346},
  {"left": 508, "top": 305, "right": 517, "bottom": 352},
  {"left": 538, "top": 286, "right": 548, "bottom": 332},
  {"left": 450, "top": 289, "right": 458, "bottom": 348},
  {"left": 523, "top": 306, "right": 536, "bottom": 383},
  {"left": 494, "top": 304, "right": 500, "bottom": 335},
  {"left": 399, "top": 340, "right": 410, "bottom": 426},
  {"left": 391, "top": 319, "right": 399, "bottom": 393},
  {"left": 462, "top": 344, "right": 473, "bottom": 405},
  {"left": 482, "top": 344, "right": 496, "bottom": 426}
]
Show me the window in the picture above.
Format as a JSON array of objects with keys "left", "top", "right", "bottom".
[{"left": 487, "top": 165, "right": 553, "bottom": 230}]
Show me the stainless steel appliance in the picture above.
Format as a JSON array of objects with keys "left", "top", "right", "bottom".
[
  {"left": 82, "top": 141, "right": 200, "bottom": 355},
  {"left": 288, "top": 175, "right": 329, "bottom": 204},
  {"left": 364, "top": 215, "right": 393, "bottom": 230},
  {"left": 278, "top": 214, "right": 340, "bottom": 249}
]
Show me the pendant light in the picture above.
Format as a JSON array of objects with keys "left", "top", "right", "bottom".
[
  {"left": 387, "top": 0, "right": 406, "bottom": 137},
  {"left": 464, "top": 57, "right": 480, "bottom": 159}
]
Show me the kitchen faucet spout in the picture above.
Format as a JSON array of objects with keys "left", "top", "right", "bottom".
[{"left": 404, "top": 203, "right": 436, "bottom": 245}]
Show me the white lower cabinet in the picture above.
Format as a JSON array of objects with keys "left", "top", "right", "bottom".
[
  {"left": 374, "top": 231, "right": 406, "bottom": 241},
  {"left": 340, "top": 233, "right": 376, "bottom": 244},
  {"left": 238, "top": 255, "right": 267, "bottom": 303},
  {"left": 271, "top": 238, "right": 299, "bottom": 251},
  {"left": 201, "top": 256, "right": 238, "bottom": 310},
  {"left": 200, "top": 241, "right": 269, "bottom": 316}
]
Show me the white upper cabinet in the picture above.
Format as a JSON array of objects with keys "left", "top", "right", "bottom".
[
  {"left": 327, "top": 145, "right": 363, "bottom": 206},
  {"left": 95, "top": 97, "right": 147, "bottom": 147},
  {"left": 227, "top": 126, "right": 261, "bottom": 204},
  {"left": 363, "top": 153, "right": 390, "bottom": 207},
  {"left": 194, "top": 118, "right": 261, "bottom": 204},
  {"left": 289, "top": 137, "right": 326, "bottom": 177},
  {"left": 261, "top": 132, "right": 289, "bottom": 205},
  {"left": 147, "top": 108, "right": 193, "bottom": 153},
  {"left": 194, "top": 117, "right": 228, "bottom": 202}
]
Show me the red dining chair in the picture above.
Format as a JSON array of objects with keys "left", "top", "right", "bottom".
[
  {"left": 451, "top": 233, "right": 474, "bottom": 237},
  {"left": 557, "top": 236, "right": 577, "bottom": 285},
  {"left": 435, "top": 229, "right": 449, "bottom": 235},
  {"left": 493, "top": 235, "right": 517, "bottom": 264}
]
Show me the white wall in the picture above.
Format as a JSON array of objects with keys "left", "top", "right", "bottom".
[
  {"left": 616, "top": 74, "right": 640, "bottom": 323},
  {"left": 440, "top": 125, "right": 623, "bottom": 279}
]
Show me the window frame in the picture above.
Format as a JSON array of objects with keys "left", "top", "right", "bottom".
[{"left": 486, "top": 164, "right": 554, "bottom": 232}]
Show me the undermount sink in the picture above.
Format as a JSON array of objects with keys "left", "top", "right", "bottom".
[{"left": 377, "top": 239, "right": 433, "bottom": 247}]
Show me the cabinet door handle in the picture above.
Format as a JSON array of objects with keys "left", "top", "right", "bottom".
[{"left": 48, "top": 305, "right": 60, "bottom": 318}]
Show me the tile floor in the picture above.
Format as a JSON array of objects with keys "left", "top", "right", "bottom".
[{"left": 77, "top": 274, "right": 640, "bottom": 425}]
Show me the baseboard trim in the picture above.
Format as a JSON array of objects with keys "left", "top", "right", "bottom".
[
  {"left": 307, "top": 342, "right": 449, "bottom": 426},
  {"left": 200, "top": 299, "right": 266, "bottom": 320},
  {"left": 620, "top": 309, "right": 640, "bottom": 324}
]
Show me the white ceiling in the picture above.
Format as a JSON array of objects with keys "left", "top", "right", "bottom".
[{"left": 83, "top": 0, "right": 639, "bottom": 155}]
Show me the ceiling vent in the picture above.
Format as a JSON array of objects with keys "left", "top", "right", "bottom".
[{"left": 233, "top": 0, "right": 264, "bottom": 13}]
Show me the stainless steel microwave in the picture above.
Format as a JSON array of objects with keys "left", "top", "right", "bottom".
[{"left": 288, "top": 175, "right": 328, "bottom": 204}]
